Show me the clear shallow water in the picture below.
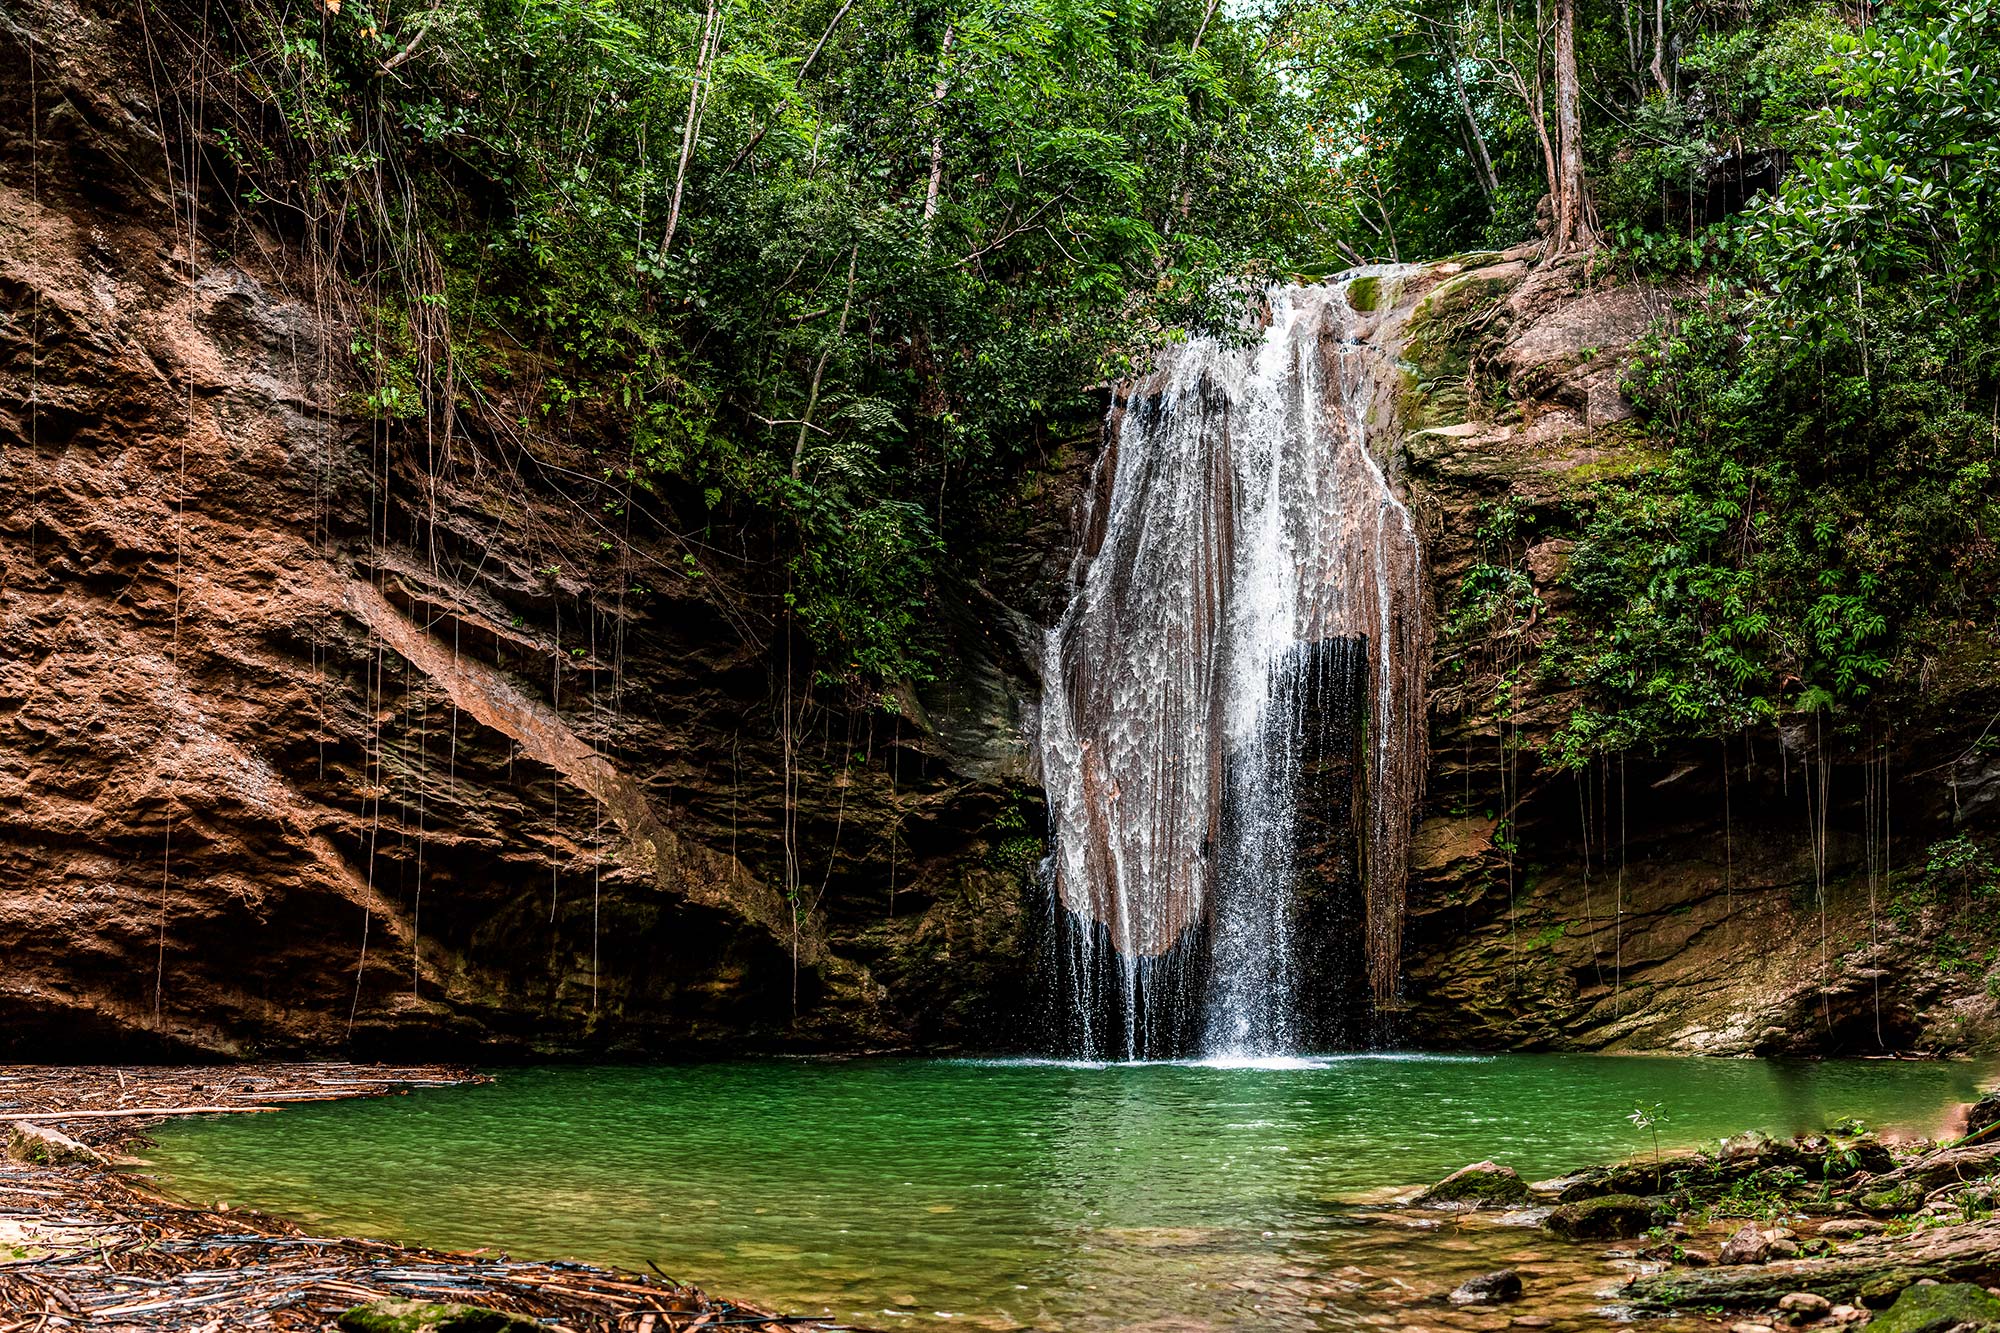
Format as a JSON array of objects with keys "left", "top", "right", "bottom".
[{"left": 143, "top": 1055, "right": 1994, "bottom": 1331}]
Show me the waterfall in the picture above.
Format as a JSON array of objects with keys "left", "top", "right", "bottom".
[{"left": 1037, "top": 275, "right": 1428, "bottom": 1060}]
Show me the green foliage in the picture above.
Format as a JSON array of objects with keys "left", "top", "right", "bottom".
[
  {"left": 210, "top": 0, "right": 1334, "bottom": 684},
  {"left": 1536, "top": 0, "right": 2000, "bottom": 761},
  {"left": 1922, "top": 835, "right": 2000, "bottom": 898}
]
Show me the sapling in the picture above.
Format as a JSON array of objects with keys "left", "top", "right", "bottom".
[{"left": 1629, "top": 1102, "right": 1667, "bottom": 1190}]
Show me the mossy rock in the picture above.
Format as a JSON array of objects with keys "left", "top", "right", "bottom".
[
  {"left": 1347, "top": 275, "right": 1382, "bottom": 313},
  {"left": 6, "top": 1123, "right": 104, "bottom": 1167},
  {"left": 1544, "top": 1193, "right": 1658, "bottom": 1240},
  {"left": 1863, "top": 1282, "right": 2000, "bottom": 1331},
  {"left": 1857, "top": 1181, "right": 1928, "bottom": 1216},
  {"left": 1414, "top": 1160, "right": 1531, "bottom": 1207},
  {"left": 337, "top": 1300, "right": 542, "bottom": 1333}
]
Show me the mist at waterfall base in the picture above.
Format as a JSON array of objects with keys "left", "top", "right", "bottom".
[
  {"left": 143, "top": 1057, "right": 1993, "bottom": 1333},
  {"left": 1037, "top": 276, "right": 1426, "bottom": 1059}
]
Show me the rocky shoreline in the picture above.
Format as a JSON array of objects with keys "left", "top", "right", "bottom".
[
  {"left": 1400, "top": 1094, "right": 2000, "bottom": 1331},
  {"left": 0, "top": 1064, "right": 854, "bottom": 1332}
]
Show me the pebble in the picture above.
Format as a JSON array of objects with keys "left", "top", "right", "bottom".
[
  {"left": 1729, "top": 1323, "right": 1778, "bottom": 1333},
  {"left": 1509, "top": 1319, "right": 1553, "bottom": 1329}
]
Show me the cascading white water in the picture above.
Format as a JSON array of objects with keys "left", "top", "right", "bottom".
[{"left": 1038, "top": 274, "right": 1427, "bottom": 1060}]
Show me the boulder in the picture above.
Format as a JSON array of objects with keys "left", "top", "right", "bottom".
[
  {"left": 1723, "top": 1225, "right": 1779, "bottom": 1265},
  {"left": 1856, "top": 1182, "right": 1928, "bottom": 1218},
  {"left": 338, "top": 1301, "right": 542, "bottom": 1333},
  {"left": 1545, "top": 1193, "right": 1657, "bottom": 1240},
  {"left": 1415, "top": 1161, "right": 1532, "bottom": 1208},
  {"left": 1861, "top": 1282, "right": 2000, "bottom": 1332},
  {"left": 1780, "top": 1291, "right": 1834, "bottom": 1322},
  {"left": 1448, "top": 1270, "right": 1525, "bottom": 1305},
  {"left": 5, "top": 1121, "right": 105, "bottom": 1167},
  {"left": 1962, "top": 1095, "right": 2000, "bottom": 1140}
]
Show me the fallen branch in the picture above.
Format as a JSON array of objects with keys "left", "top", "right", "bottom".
[{"left": 16, "top": 1106, "right": 280, "bottom": 1120}]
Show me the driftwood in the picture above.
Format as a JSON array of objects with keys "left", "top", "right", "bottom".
[
  {"left": 0, "top": 1063, "right": 866, "bottom": 1333},
  {"left": 14, "top": 1106, "right": 279, "bottom": 1120}
]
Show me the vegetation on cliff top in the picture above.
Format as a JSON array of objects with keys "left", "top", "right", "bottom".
[
  {"left": 1406, "top": 0, "right": 2000, "bottom": 760},
  {"left": 191, "top": 0, "right": 1346, "bottom": 685},
  {"left": 173, "top": 0, "right": 1999, "bottom": 749}
]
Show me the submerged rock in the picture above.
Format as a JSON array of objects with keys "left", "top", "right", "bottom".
[
  {"left": 338, "top": 1301, "right": 542, "bottom": 1333},
  {"left": 1448, "top": 1269, "right": 1525, "bottom": 1305},
  {"left": 1544, "top": 1193, "right": 1656, "bottom": 1240},
  {"left": 1416, "top": 1161, "right": 1532, "bottom": 1208},
  {"left": 1861, "top": 1282, "right": 2000, "bottom": 1332}
]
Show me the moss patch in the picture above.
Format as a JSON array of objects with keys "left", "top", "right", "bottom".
[
  {"left": 338, "top": 1301, "right": 542, "bottom": 1333},
  {"left": 1863, "top": 1282, "right": 2000, "bottom": 1330}
]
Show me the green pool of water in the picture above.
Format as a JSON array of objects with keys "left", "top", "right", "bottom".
[{"left": 142, "top": 1055, "right": 1993, "bottom": 1331}]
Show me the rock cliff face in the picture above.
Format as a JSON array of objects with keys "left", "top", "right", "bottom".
[
  {"left": 0, "top": 0, "right": 1063, "bottom": 1058},
  {"left": 1388, "top": 250, "right": 2000, "bottom": 1055}
]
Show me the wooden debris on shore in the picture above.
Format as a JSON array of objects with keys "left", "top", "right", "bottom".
[{"left": 0, "top": 1063, "right": 861, "bottom": 1333}]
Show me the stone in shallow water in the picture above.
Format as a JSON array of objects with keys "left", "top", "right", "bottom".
[
  {"left": 337, "top": 1300, "right": 541, "bottom": 1333},
  {"left": 1779, "top": 1290, "right": 1833, "bottom": 1322},
  {"left": 1414, "top": 1161, "right": 1531, "bottom": 1208},
  {"left": 1543, "top": 1193, "right": 1656, "bottom": 1240},
  {"left": 1448, "top": 1270, "right": 1524, "bottom": 1305},
  {"left": 1861, "top": 1282, "right": 2000, "bottom": 1332}
]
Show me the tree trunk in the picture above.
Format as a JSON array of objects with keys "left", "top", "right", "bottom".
[
  {"left": 921, "top": 25, "right": 956, "bottom": 242},
  {"left": 1549, "top": 0, "right": 1596, "bottom": 256},
  {"left": 1650, "top": 0, "right": 1670, "bottom": 96},
  {"left": 658, "top": 0, "right": 721, "bottom": 266},
  {"left": 1451, "top": 57, "right": 1499, "bottom": 209}
]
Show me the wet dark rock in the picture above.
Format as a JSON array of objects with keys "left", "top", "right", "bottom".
[
  {"left": 1416, "top": 1161, "right": 1532, "bottom": 1208},
  {"left": 1964, "top": 1095, "right": 2000, "bottom": 1140},
  {"left": 1448, "top": 1269, "right": 1525, "bottom": 1305},
  {"left": 1861, "top": 1282, "right": 2000, "bottom": 1332},
  {"left": 1544, "top": 1193, "right": 1657, "bottom": 1240}
]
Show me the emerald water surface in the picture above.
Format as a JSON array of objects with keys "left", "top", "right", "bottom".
[{"left": 144, "top": 1055, "right": 1992, "bottom": 1331}]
